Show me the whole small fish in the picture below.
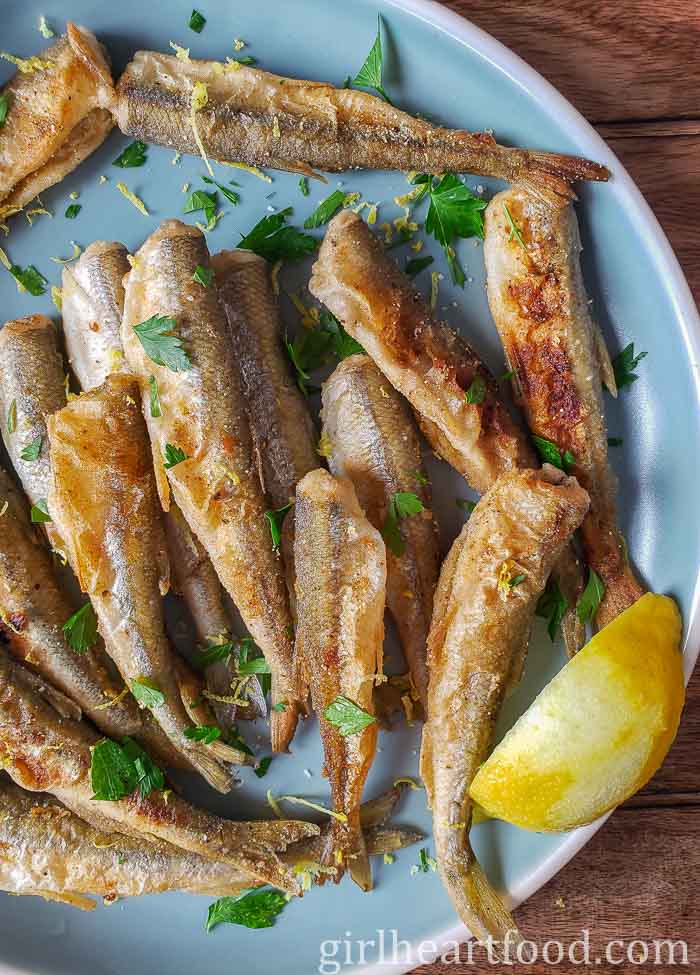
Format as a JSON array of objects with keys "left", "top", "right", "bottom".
[
  {"left": 294, "top": 469, "right": 385, "bottom": 890},
  {"left": 321, "top": 354, "right": 439, "bottom": 710},
  {"left": 62, "top": 239, "right": 244, "bottom": 730},
  {"left": 310, "top": 210, "right": 586, "bottom": 655},
  {"left": 0, "top": 778, "right": 420, "bottom": 906},
  {"left": 212, "top": 248, "right": 319, "bottom": 610},
  {"left": 421, "top": 466, "right": 589, "bottom": 943},
  {"left": 0, "top": 649, "right": 317, "bottom": 894},
  {"left": 483, "top": 188, "right": 645, "bottom": 627},
  {"left": 121, "top": 220, "right": 302, "bottom": 751},
  {"left": 0, "top": 23, "right": 114, "bottom": 220},
  {"left": 46, "top": 374, "right": 240, "bottom": 792},
  {"left": 112, "top": 52, "right": 608, "bottom": 203}
]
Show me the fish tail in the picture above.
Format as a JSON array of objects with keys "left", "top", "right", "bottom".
[
  {"left": 325, "top": 808, "right": 372, "bottom": 892},
  {"left": 441, "top": 853, "right": 521, "bottom": 950},
  {"left": 270, "top": 696, "right": 301, "bottom": 753},
  {"left": 513, "top": 149, "right": 610, "bottom": 206},
  {"left": 552, "top": 547, "right": 587, "bottom": 657},
  {"left": 183, "top": 743, "right": 232, "bottom": 794}
]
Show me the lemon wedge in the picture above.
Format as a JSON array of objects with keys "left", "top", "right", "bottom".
[{"left": 470, "top": 593, "right": 684, "bottom": 831}]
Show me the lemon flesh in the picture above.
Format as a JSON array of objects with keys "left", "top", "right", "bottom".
[{"left": 469, "top": 593, "right": 684, "bottom": 832}]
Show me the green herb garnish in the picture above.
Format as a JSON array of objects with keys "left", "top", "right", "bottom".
[
  {"left": 122, "top": 737, "right": 165, "bottom": 798},
  {"left": 30, "top": 499, "right": 51, "bottom": 523},
  {"left": 607, "top": 436, "right": 623, "bottom": 447},
  {"left": 299, "top": 176, "right": 309, "bottom": 197},
  {"left": 499, "top": 369, "right": 516, "bottom": 383},
  {"left": 352, "top": 17, "right": 392, "bottom": 104},
  {"left": 184, "top": 725, "right": 221, "bottom": 744},
  {"left": 254, "top": 756, "right": 272, "bottom": 779},
  {"left": 64, "top": 203, "right": 81, "bottom": 220},
  {"left": 184, "top": 188, "right": 217, "bottom": 225},
  {"left": 303, "top": 190, "right": 346, "bottom": 229},
  {"left": 189, "top": 9, "right": 206, "bottom": 32},
  {"left": 531, "top": 434, "right": 576, "bottom": 473},
  {"left": 285, "top": 327, "right": 333, "bottom": 396},
  {"left": 237, "top": 656, "right": 271, "bottom": 676},
  {"left": 509, "top": 573, "right": 526, "bottom": 588},
  {"left": 323, "top": 694, "right": 376, "bottom": 736},
  {"left": 112, "top": 140, "right": 148, "bottom": 169},
  {"left": 456, "top": 498, "right": 476, "bottom": 515},
  {"left": 201, "top": 175, "right": 239, "bottom": 206},
  {"left": 6, "top": 399, "right": 17, "bottom": 435},
  {"left": 264, "top": 501, "right": 293, "bottom": 549},
  {"left": 503, "top": 203, "right": 527, "bottom": 251},
  {"left": 7, "top": 264, "right": 47, "bottom": 296},
  {"left": 133, "top": 315, "right": 192, "bottom": 372},
  {"left": 20, "top": 435, "right": 42, "bottom": 462},
  {"left": 163, "top": 443, "right": 189, "bottom": 469},
  {"left": 405, "top": 255, "right": 434, "bottom": 278},
  {"left": 62, "top": 601, "right": 98, "bottom": 654},
  {"left": 0, "top": 93, "right": 9, "bottom": 129},
  {"left": 90, "top": 739, "right": 139, "bottom": 801},
  {"left": 612, "top": 343, "right": 647, "bottom": 391},
  {"left": 576, "top": 568, "right": 605, "bottom": 624},
  {"left": 536, "top": 578, "right": 569, "bottom": 641},
  {"left": 272, "top": 701, "right": 288, "bottom": 712},
  {"left": 238, "top": 208, "right": 316, "bottom": 263},
  {"left": 381, "top": 491, "right": 425, "bottom": 557},
  {"left": 148, "top": 375, "right": 162, "bottom": 418},
  {"left": 206, "top": 888, "right": 288, "bottom": 932},
  {"left": 192, "top": 264, "right": 214, "bottom": 287},
  {"left": 131, "top": 677, "right": 166, "bottom": 708},
  {"left": 319, "top": 310, "right": 364, "bottom": 360},
  {"left": 464, "top": 374, "right": 487, "bottom": 405},
  {"left": 424, "top": 173, "right": 487, "bottom": 286}
]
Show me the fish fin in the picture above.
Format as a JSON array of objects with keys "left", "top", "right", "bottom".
[
  {"left": 552, "top": 548, "right": 587, "bottom": 657},
  {"left": 364, "top": 826, "right": 424, "bottom": 856},
  {"left": 66, "top": 23, "right": 114, "bottom": 92},
  {"left": 270, "top": 693, "right": 301, "bottom": 753},
  {"left": 419, "top": 724, "right": 435, "bottom": 809},
  {"left": 13, "top": 665, "right": 82, "bottom": 722},
  {"left": 514, "top": 150, "right": 609, "bottom": 206},
  {"left": 183, "top": 744, "right": 232, "bottom": 794},
  {"left": 323, "top": 809, "right": 371, "bottom": 891},
  {"left": 592, "top": 321, "right": 618, "bottom": 397},
  {"left": 440, "top": 852, "right": 521, "bottom": 949},
  {"left": 30, "top": 889, "right": 96, "bottom": 912}
]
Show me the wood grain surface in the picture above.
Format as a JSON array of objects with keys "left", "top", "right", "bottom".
[{"left": 416, "top": 4, "right": 699, "bottom": 972}]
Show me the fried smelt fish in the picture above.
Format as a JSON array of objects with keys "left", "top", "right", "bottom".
[
  {"left": 212, "top": 248, "right": 319, "bottom": 608},
  {"left": 61, "top": 240, "right": 242, "bottom": 731},
  {"left": 0, "top": 465, "right": 144, "bottom": 740},
  {"left": 321, "top": 354, "right": 438, "bottom": 710},
  {"left": 113, "top": 52, "right": 608, "bottom": 203},
  {"left": 295, "top": 470, "right": 385, "bottom": 890},
  {"left": 421, "top": 466, "right": 589, "bottom": 944},
  {"left": 311, "top": 210, "right": 585, "bottom": 655},
  {"left": 0, "top": 24, "right": 114, "bottom": 219},
  {"left": 484, "top": 189, "right": 645, "bottom": 627},
  {"left": 0, "top": 652, "right": 317, "bottom": 894},
  {"left": 121, "top": 220, "right": 301, "bottom": 750},
  {"left": 46, "top": 374, "right": 240, "bottom": 793}
]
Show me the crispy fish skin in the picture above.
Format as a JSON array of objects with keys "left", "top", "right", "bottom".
[
  {"left": 120, "top": 220, "right": 300, "bottom": 751},
  {"left": 0, "top": 24, "right": 113, "bottom": 216},
  {"left": 321, "top": 354, "right": 438, "bottom": 710},
  {"left": 420, "top": 466, "right": 589, "bottom": 943},
  {"left": 113, "top": 52, "right": 608, "bottom": 203},
  {"left": 61, "top": 240, "right": 242, "bottom": 731},
  {"left": 484, "top": 189, "right": 645, "bottom": 627},
  {"left": 46, "top": 374, "right": 238, "bottom": 793},
  {"left": 212, "top": 248, "right": 319, "bottom": 610},
  {"left": 310, "top": 210, "right": 585, "bottom": 654},
  {"left": 0, "top": 465, "right": 144, "bottom": 740},
  {"left": 0, "top": 650, "right": 317, "bottom": 894},
  {"left": 294, "top": 470, "right": 386, "bottom": 890}
]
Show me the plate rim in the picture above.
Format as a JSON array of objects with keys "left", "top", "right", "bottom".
[{"left": 357, "top": 0, "right": 700, "bottom": 970}]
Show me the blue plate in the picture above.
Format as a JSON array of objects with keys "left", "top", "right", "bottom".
[{"left": 1, "top": 1, "right": 699, "bottom": 973}]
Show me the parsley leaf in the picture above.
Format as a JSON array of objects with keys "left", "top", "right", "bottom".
[
  {"left": 193, "top": 264, "right": 214, "bottom": 287},
  {"left": 0, "top": 93, "right": 9, "bottom": 128},
  {"left": 381, "top": 491, "right": 425, "bottom": 557},
  {"left": 509, "top": 573, "right": 526, "bottom": 588},
  {"left": 576, "top": 568, "right": 605, "bottom": 624},
  {"left": 121, "top": 737, "right": 165, "bottom": 797},
  {"left": 612, "top": 343, "right": 647, "bottom": 391},
  {"left": 7, "top": 264, "right": 47, "bottom": 296},
  {"left": 285, "top": 327, "right": 333, "bottom": 395},
  {"left": 536, "top": 578, "right": 569, "bottom": 641},
  {"left": 424, "top": 174, "right": 487, "bottom": 286},
  {"left": 352, "top": 17, "right": 392, "bottom": 104},
  {"left": 405, "top": 255, "right": 434, "bottom": 278},
  {"left": 196, "top": 639, "right": 234, "bottom": 667},
  {"left": 319, "top": 310, "right": 364, "bottom": 360},
  {"left": 265, "top": 501, "right": 293, "bottom": 549},
  {"left": 184, "top": 725, "right": 221, "bottom": 744},
  {"left": 531, "top": 435, "right": 576, "bottom": 473},
  {"left": 608, "top": 436, "right": 623, "bottom": 447},
  {"left": 90, "top": 739, "right": 138, "bottom": 801},
  {"left": 299, "top": 176, "right": 309, "bottom": 197},
  {"left": 133, "top": 315, "right": 192, "bottom": 372},
  {"left": 30, "top": 499, "right": 51, "bottom": 523},
  {"left": 254, "top": 755, "right": 272, "bottom": 778},
  {"left": 148, "top": 375, "right": 162, "bottom": 418},
  {"left": 323, "top": 695, "right": 376, "bottom": 736},
  {"left": 112, "top": 140, "right": 148, "bottom": 168},
  {"left": 464, "top": 374, "right": 487, "bottom": 404},
  {"left": 64, "top": 203, "right": 81, "bottom": 219},
  {"left": 189, "top": 9, "right": 206, "bottom": 32},
  {"left": 184, "top": 188, "right": 217, "bottom": 225},
  {"left": 237, "top": 656, "right": 271, "bottom": 676},
  {"left": 201, "top": 175, "right": 239, "bottom": 206},
  {"left": 163, "top": 443, "right": 188, "bottom": 469},
  {"left": 131, "top": 677, "right": 166, "bottom": 709},
  {"left": 206, "top": 888, "right": 288, "bottom": 932},
  {"left": 456, "top": 498, "right": 476, "bottom": 515},
  {"left": 20, "top": 435, "right": 42, "bottom": 462},
  {"left": 239, "top": 208, "right": 316, "bottom": 263},
  {"left": 62, "top": 601, "right": 98, "bottom": 654},
  {"left": 303, "top": 190, "right": 346, "bottom": 229}
]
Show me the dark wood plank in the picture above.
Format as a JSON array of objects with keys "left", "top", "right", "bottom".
[
  {"left": 416, "top": 806, "right": 699, "bottom": 973},
  {"left": 443, "top": 1, "right": 700, "bottom": 123}
]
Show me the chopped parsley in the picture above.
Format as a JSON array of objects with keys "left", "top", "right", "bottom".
[
  {"left": 30, "top": 499, "right": 51, "bottom": 523},
  {"left": 7, "top": 263, "right": 47, "bottom": 296},
  {"left": 206, "top": 888, "right": 288, "bottom": 932},
  {"left": 254, "top": 756, "right": 273, "bottom": 778},
  {"left": 323, "top": 695, "right": 376, "bottom": 736},
  {"left": 405, "top": 255, "right": 434, "bottom": 278},
  {"left": 184, "top": 188, "right": 218, "bottom": 226},
  {"left": 612, "top": 343, "right": 647, "bottom": 391},
  {"left": 536, "top": 578, "right": 569, "bottom": 641},
  {"left": 499, "top": 368, "right": 516, "bottom": 384},
  {"left": 148, "top": 375, "right": 162, "bottom": 418},
  {"left": 319, "top": 310, "right": 364, "bottom": 360},
  {"left": 531, "top": 434, "right": 576, "bottom": 473},
  {"left": 509, "top": 573, "right": 526, "bottom": 588},
  {"left": 272, "top": 701, "right": 288, "bottom": 712},
  {"left": 112, "top": 140, "right": 148, "bottom": 168},
  {"left": 238, "top": 208, "right": 316, "bottom": 263},
  {"left": 64, "top": 203, "right": 81, "bottom": 219},
  {"left": 285, "top": 327, "right": 333, "bottom": 396},
  {"left": 411, "top": 847, "right": 438, "bottom": 875},
  {"left": 62, "top": 601, "right": 98, "bottom": 654},
  {"left": 264, "top": 501, "right": 293, "bottom": 549},
  {"left": 20, "top": 435, "right": 42, "bottom": 462},
  {"left": 424, "top": 174, "right": 487, "bottom": 285},
  {"left": 184, "top": 725, "right": 221, "bottom": 744},
  {"left": 576, "top": 568, "right": 605, "bottom": 624},
  {"left": 503, "top": 203, "right": 528, "bottom": 251},
  {"left": 464, "top": 374, "right": 487, "bottom": 405},
  {"left": 237, "top": 656, "right": 271, "bottom": 676},
  {"left": 303, "top": 190, "right": 346, "bottom": 229},
  {"left": 352, "top": 17, "right": 392, "bottom": 104},
  {"left": 163, "top": 443, "right": 189, "bottom": 469},
  {"left": 607, "top": 436, "right": 623, "bottom": 447},
  {"left": 196, "top": 639, "right": 236, "bottom": 668},
  {"left": 201, "top": 175, "right": 239, "bottom": 206},
  {"left": 6, "top": 399, "right": 16, "bottom": 434},
  {"left": 0, "top": 93, "right": 9, "bottom": 129},
  {"left": 90, "top": 736, "right": 164, "bottom": 801},
  {"left": 456, "top": 498, "right": 476, "bottom": 515},
  {"left": 299, "top": 176, "right": 309, "bottom": 197},
  {"left": 189, "top": 9, "right": 206, "bottom": 32},
  {"left": 381, "top": 491, "right": 425, "bottom": 557},
  {"left": 131, "top": 677, "right": 166, "bottom": 709},
  {"left": 133, "top": 315, "right": 192, "bottom": 372},
  {"left": 193, "top": 264, "right": 214, "bottom": 287}
]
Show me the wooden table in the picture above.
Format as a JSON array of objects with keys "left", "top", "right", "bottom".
[{"left": 418, "top": 3, "right": 700, "bottom": 972}]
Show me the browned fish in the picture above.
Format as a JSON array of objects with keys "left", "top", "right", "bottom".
[
  {"left": 483, "top": 188, "right": 645, "bottom": 627},
  {"left": 321, "top": 354, "right": 439, "bottom": 710},
  {"left": 310, "top": 210, "right": 586, "bottom": 655},
  {"left": 112, "top": 51, "right": 608, "bottom": 203},
  {"left": 120, "top": 220, "right": 301, "bottom": 750},
  {"left": 212, "top": 248, "right": 319, "bottom": 610},
  {"left": 46, "top": 374, "right": 241, "bottom": 792},
  {"left": 294, "top": 469, "right": 385, "bottom": 890},
  {"left": 0, "top": 648, "right": 317, "bottom": 894},
  {"left": 421, "top": 466, "right": 589, "bottom": 943},
  {"left": 0, "top": 24, "right": 114, "bottom": 220}
]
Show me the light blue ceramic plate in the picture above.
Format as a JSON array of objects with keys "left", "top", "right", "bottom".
[{"left": 1, "top": 1, "right": 699, "bottom": 973}]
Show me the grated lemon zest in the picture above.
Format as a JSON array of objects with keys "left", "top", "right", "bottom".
[
  {"left": 93, "top": 686, "right": 129, "bottom": 711},
  {"left": 377, "top": 222, "right": 393, "bottom": 245},
  {"left": 267, "top": 789, "right": 283, "bottom": 819},
  {"left": 0, "top": 246, "right": 11, "bottom": 271},
  {"left": 277, "top": 794, "right": 348, "bottom": 823},
  {"left": 190, "top": 81, "right": 214, "bottom": 178},
  {"left": 233, "top": 38, "right": 245, "bottom": 51},
  {"left": 411, "top": 239, "right": 424, "bottom": 252},
  {"left": 272, "top": 116, "right": 280, "bottom": 139},
  {"left": 51, "top": 286, "right": 63, "bottom": 310},
  {"left": 219, "top": 161, "right": 272, "bottom": 182},
  {"left": 316, "top": 432, "right": 333, "bottom": 458},
  {"left": 50, "top": 241, "right": 82, "bottom": 264},
  {"left": 169, "top": 41, "right": 190, "bottom": 62},
  {"left": 383, "top": 853, "right": 395, "bottom": 864},
  {"left": 342, "top": 192, "right": 361, "bottom": 208},
  {"left": 393, "top": 777, "right": 421, "bottom": 790},
  {"left": 394, "top": 186, "right": 425, "bottom": 208},
  {"left": 116, "top": 183, "right": 149, "bottom": 216},
  {"left": 0, "top": 501, "right": 7, "bottom": 518},
  {"left": 38, "top": 16, "right": 55, "bottom": 38},
  {"left": 0, "top": 52, "right": 51, "bottom": 73},
  {"left": 497, "top": 559, "right": 516, "bottom": 596}
]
